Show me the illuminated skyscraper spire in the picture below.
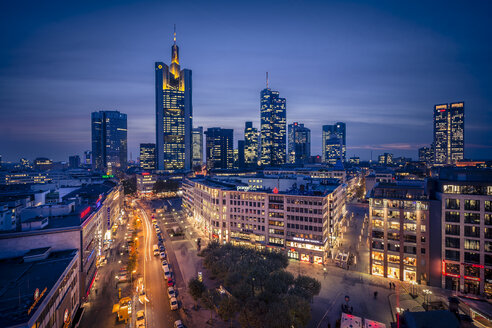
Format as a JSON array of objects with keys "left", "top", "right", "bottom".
[
  {"left": 170, "top": 24, "right": 180, "bottom": 77},
  {"left": 266, "top": 72, "right": 269, "bottom": 89}
]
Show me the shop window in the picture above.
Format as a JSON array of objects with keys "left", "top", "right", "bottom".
[
  {"left": 388, "top": 254, "right": 400, "bottom": 263},
  {"left": 372, "top": 264, "right": 384, "bottom": 276},
  {"left": 387, "top": 267, "right": 400, "bottom": 279},
  {"left": 464, "top": 265, "right": 480, "bottom": 277},
  {"left": 372, "top": 251, "right": 384, "bottom": 261},
  {"left": 446, "top": 263, "right": 460, "bottom": 275},
  {"left": 403, "top": 257, "right": 416, "bottom": 266},
  {"left": 404, "top": 269, "right": 416, "bottom": 282}
]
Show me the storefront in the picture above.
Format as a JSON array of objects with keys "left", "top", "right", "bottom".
[
  {"left": 300, "top": 253, "right": 310, "bottom": 262},
  {"left": 387, "top": 266, "right": 400, "bottom": 280},
  {"left": 372, "top": 262, "right": 384, "bottom": 276},
  {"left": 404, "top": 267, "right": 416, "bottom": 282},
  {"left": 464, "top": 277, "right": 480, "bottom": 295},
  {"left": 288, "top": 249, "right": 299, "bottom": 260}
]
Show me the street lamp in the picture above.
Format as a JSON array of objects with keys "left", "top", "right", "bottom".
[{"left": 423, "top": 289, "right": 432, "bottom": 310}]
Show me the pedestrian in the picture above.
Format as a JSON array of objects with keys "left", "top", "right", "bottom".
[
  {"left": 392, "top": 282, "right": 396, "bottom": 289},
  {"left": 389, "top": 282, "right": 392, "bottom": 289},
  {"left": 374, "top": 291, "right": 378, "bottom": 299}
]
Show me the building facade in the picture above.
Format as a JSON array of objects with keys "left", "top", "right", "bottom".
[
  {"left": 433, "top": 102, "right": 464, "bottom": 165},
  {"left": 288, "top": 122, "right": 311, "bottom": 164},
  {"left": 192, "top": 127, "right": 204, "bottom": 167},
  {"left": 137, "top": 172, "right": 156, "bottom": 195},
  {"left": 91, "top": 111, "right": 128, "bottom": 173},
  {"left": 244, "top": 122, "right": 258, "bottom": 167},
  {"left": 322, "top": 123, "right": 346, "bottom": 165},
  {"left": 418, "top": 146, "right": 433, "bottom": 164},
  {"left": 369, "top": 181, "right": 431, "bottom": 284},
  {"left": 182, "top": 175, "right": 345, "bottom": 263},
  {"left": 139, "top": 143, "right": 156, "bottom": 170},
  {"left": 205, "top": 128, "right": 234, "bottom": 170},
  {"left": 378, "top": 153, "right": 393, "bottom": 166},
  {"left": 436, "top": 168, "right": 492, "bottom": 296},
  {"left": 260, "top": 87, "right": 286, "bottom": 166},
  {"left": 155, "top": 30, "right": 192, "bottom": 172}
]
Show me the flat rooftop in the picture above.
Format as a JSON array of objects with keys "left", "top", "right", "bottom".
[{"left": 0, "top": 249, "right": 77, "bottom": 327}]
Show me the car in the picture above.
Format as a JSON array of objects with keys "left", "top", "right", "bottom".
[
  {"left": 170, "top": 297, "right": 178, "bottom": 310},
  {"left": 167, "top": 278, "right": 174, "bottom": 287},
  {"left": 161, "top": 259, "right": 168, "bottom": 266},
  {"left": 159, "top": 245, "right": 165, "bottom": 252},
  {"left": 167, "top": 286, "right": 176, "bottom": 298},
  {"left": 136, "top": 310, "right": 145, "bottom": 327},
  {"left": 160, "top": 252, "right": 166, "bottom": 260},
  {"left": 174, "top": 319, "right": 184, "bottom": 328},
  {"left": 164, "top": 270, "right": 172, "bottom": 280}
]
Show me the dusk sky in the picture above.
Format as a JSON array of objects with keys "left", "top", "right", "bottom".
[{"left": 1, "top": 0, "right": 491, "bottom": 162}]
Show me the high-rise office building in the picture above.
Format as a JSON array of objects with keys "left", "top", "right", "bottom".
[
  {"left": 378, "top": 153, "right": 393, "bottom": 166},
  {"left": 237, "top": 140, "right": 245, "bottom": 169},
  {"left": 288, "top": 122, "right": 311, "bottom": 164},
  {"left": 91, "top": 110, "right": 128, "bottom": 173},
  {"left": 433, "top": 102, "right": 464, "bottom": 165},
  {"left": 418, "top": 146, "right": 433, "bottom": 164},
  {"left": 155, "top": 27, "right": 192, "bottom": 171},
  {"left": 244, "top": 122, "right": 258, "bottom": 167},
  {"left": 84, "top": 151, "right": 92, "bottom": 165},
  {"left": 260, "top": 76, "right": 286, "bottom": 166},
  {"left": 322, "top": 122, "right": 346, "bottom": 165},
  {"left": 69, "top": 155, "right": 80, "bottom": 169},
  {"left": 205, "top": 127, "right": 233, "bottom": 170},
  {"left": 139, "top": 143, "right": 156, "bottom": 170},
  {"left": 192, "top": 127, "right": 204, "bottom": 167}
]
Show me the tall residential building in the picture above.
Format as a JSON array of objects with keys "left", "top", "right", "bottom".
[
  {"left": 205, "top": 127, "right": 233, "bottom": 170},
  {"left": 260, "top": 79, "right": 286, "bottom": 166},
  {"left": 433, "top": 102, "right": 464, "bottom": 165},
  {"left": 155, "top": 28, "right": 192, "bottom": 172},
  {"left": 91, "top": 110, "right": 128, "bottom": 173},
  {"left": 192, "top": 127, "right": 204, "bottom": 167},
  {"left": 244, "top": 122, "right": 258, "bottom": 167},
  {"left": 139, "top": 143, "right": 156, "bottom": 170},
  {"left": 288, "top": 122, "right": 311, "bottom": 164},
  {"left": 322, "top": 122, "right": 346, "bottom": 165},
  {"left": 418, "top": 146, "right": 434, "bottom": 164}
]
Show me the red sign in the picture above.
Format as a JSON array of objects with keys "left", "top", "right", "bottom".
[
  {"left": 142, "top": 172, "right": 150, "bottom": 176},
  {"left": 273, "top": 187, "right": 278, "bottom": 194},
  {"left": 464, "top": 276, "right": 480, "bottom": 281},
  {"left": 80, "top": 207, "right": 91, "bottom": 219},
  {"left": 444, "top": 273, "right": 460, "bottom": 278}
]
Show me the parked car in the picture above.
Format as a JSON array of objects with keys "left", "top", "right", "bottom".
[
  {"left": 167, "top": 278, "right": 174, "bottom": 287},
  {"left": 174, "top": 320, "right": 184, "bottom": 328},
  {"left": 167, "top": 286, "right": 176, "bottom": 299},
  {"left": 160, "top": 252, "right": 166, "bottom": 260},
  {"left": 170, "top": 297, "right": 178, "bottom": 310},
  {"left": 136, "top": 310, "right": 145, "bottom": 328}
]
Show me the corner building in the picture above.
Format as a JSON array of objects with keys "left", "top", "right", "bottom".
[
  {"left": 155, "top": 30, "right": 192, "bottom": 171},
  {"left": 182, "top": 175, "right": 345, "bottom": 263}
]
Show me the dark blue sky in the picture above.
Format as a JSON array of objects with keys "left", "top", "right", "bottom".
[{"left": 1, "top": 0, "right": 491, "bottom": 162}]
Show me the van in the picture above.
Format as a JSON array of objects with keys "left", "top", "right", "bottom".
[{"left": 153, "top": 245, "right": 159, "bottom": 256}]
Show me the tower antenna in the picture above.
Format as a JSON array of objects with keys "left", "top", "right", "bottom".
[
  {"left": 266, "top": 72, "right": 269, "bottom": 88},
  {"left": 173, "top": 24, "right": 176, "bottom": 44}
]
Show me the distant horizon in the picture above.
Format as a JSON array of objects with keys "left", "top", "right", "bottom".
[{"left": 1, "top": 1, "right": 491, "bottom": 162}]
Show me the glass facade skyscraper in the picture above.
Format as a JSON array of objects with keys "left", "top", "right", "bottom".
[
  {"left": 260, "top": 86, "right": 286, "bottom": 166},
  {"left": 139, "top": 143, "right": 156, "bottom": 170},
  {"left": 288, "top": 122, "right": 311, "bottom": 164},
  {"left": 433, "top": 102, "right": 464, "bottom": 165},
  {"left": 205, "top": 127, "right": 233, "bottom": 170},
  {"left": 244, "top": 121, "right": 258, "bottom": 167},
  {"left": 192, "top": 127, "right": 203, "bottom": 167},
  {"left": 322, "top": 122, "right": 346, "bottom": 165},
  {"left": 155, "top": 29, "right": 192, "bottom": 171},
  {"left": 91, "top": 110, "right": 127, "bottom": 173}
]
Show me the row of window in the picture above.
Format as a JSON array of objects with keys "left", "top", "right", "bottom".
[
  {"left": 446, "top": 199, "right": 492, "bottom": 211},
  {"left": 287, "top": 215, "right": 323, "bottom": 224},
  {"left": 286, "top": 223, "right": 323, "bottom": 232},
  {"left": 371, "top": 241, "right": 424, "bottom": 254},
  {"left": 445, "top": 225, "right": 487, "bottom": 238},
  {"left": 445, "top": 211, "right": 492, "bottom": 224}
]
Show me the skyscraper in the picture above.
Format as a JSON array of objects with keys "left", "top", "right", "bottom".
[
  {"left": 205, "top": 127, "right": 233, "bottom": 170},
  {"left": 260, "top": 75, "right": 286, "bottom": 166},
  {"left": 322, "top": 122, "right": 346, "bottom": 165},
  {"left": 139, "top": 143, "right": 156, "bottom": 170},
  {"left": 155, "top": 27, "right": 192, "bottom": 171},
  {"left": 237, "top": 140, "right": 245, "bottom": 169},
  {"left": 418, "top": 146, "right": 433, "bottom": 164},
  {"left": 69, "top": 155, "right": 80, "bottom": 169},
  {"left": 192, "top": 127, "right": 203, "bottom": 167},
  {"left": 84, "top": 151, "right": 92, "bottom": 165},
  {"left": 244, "top": 122, "right": 258, "bottom": 167},
  {"left": 91, "top": 110, "right": 127, "bottom": 173},
  {"left": 433, "top": 102, "right": 464, "bottom": 165},
  {"left": 288, "top": 122, "right": 311, "bottom": 164}
]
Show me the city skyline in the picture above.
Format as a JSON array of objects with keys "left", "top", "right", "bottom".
[{"left": 1, "top": 0, "right": 491, "bottom": 162}]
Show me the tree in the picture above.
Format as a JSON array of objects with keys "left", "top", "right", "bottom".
[
  {"left": 202, "top": 289, "right": 220, "bottom": 324},
  {"left": 122, "top": 177, "right": 136, "bottom": 195},
  {"left": 291, "top": 275, "right": 321, "bottom": 302},
  {"left": 188, "top": 278, "right": 205, "bottom": 309},
  {"left": 217, "top": 296, "right": 239, "bottom": 327},
  {"left": 284, "top": 295, "right": 311, "bottom": 328}
]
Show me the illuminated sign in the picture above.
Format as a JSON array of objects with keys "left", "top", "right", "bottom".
[
  {"left": 107, "top": 207, "right": 111, "bottom": 229},
  {"left": 451, "top": 103, "right": 463, "bottom": 108},
  {"left": 273, "top": 187, "right": 279, "bottom": 194},
  {"left": 464, "top": 276, "right": 480, "bottom": 281},
  {"left": 142, "top": 172, "right": 150, "bottom": 176},
  {"left": 102, "top": 175, "right": 114, "bottom": 179},
  {"left": 80, "top": 207, "right": 91, "bottom": 219},
  {"left": 28, "top": 287, "right": 47, "bottom": 314},
  {"left": 292, "top": 237, "right": 321, "bottom": 244}
]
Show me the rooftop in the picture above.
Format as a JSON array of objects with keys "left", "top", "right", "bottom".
[
  {"left": 0, "top": 249, "right": 77, "bottom": 327},
  {"left": 439, "top": 167, "right": 492, "bottom": 183}
]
